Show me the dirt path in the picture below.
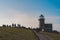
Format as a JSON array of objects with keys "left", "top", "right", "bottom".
[{"left": 34, "top": 31, "right": 53, "bottom": 40}]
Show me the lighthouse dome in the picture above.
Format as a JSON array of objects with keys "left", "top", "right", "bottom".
[{"left": 39, "top": 14, "right": 44, "bottom": 19}]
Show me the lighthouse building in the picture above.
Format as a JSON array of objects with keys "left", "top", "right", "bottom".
[{"left": 39, "top": 14, "right": 52, "bottom": 32}]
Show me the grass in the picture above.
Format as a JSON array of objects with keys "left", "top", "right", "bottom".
[
  {"left": 0, "top": 27, "right": 38, "bottom": 40},
  {"left": 40, "top": 32, "right": 60, "bottom": 40}
]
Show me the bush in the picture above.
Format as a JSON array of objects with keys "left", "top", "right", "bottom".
[{"left": 52, "top": 30, "right": 59, "bottom": 34}]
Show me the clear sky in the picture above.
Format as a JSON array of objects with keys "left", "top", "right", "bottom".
[{"left": 0, "top": 0, "right": 60, "bottom": 31}]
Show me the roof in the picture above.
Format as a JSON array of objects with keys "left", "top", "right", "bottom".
[{"left": 40, "top": 14, "right": 44, "bottom": 17}]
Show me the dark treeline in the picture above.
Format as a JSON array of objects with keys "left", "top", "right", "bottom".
[{"left": 2, "top": 23, "right": 33, "bottom": 30}]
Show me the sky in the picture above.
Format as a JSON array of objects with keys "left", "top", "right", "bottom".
[{"left": 0, "top": 0, "right": 60, "bottom": 31}]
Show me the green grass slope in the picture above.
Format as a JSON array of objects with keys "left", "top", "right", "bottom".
[
  {"left": 0, "top": 27, "right": 38, "bottom": 40},
  {"left": 40, "top": 32, "right": 60, "bottom": 40}
]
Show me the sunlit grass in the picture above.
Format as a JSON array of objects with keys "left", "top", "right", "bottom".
[{"left": 0, "top": 27, "right": 38, "bottom": 40}]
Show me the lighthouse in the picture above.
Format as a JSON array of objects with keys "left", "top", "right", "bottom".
[
  {"left": 38, "top": 14, "right": 52, "bottom": 32},
  {"left": 39, "top": 14, "right": 45, "bottom": 31}
]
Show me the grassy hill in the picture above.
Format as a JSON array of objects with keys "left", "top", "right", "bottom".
[
  {"left": 0, "top": 27, "right": 38, "bottom": 40},
  {"left": 40, "top": 32, "right": 60, "bottom": 40}
]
